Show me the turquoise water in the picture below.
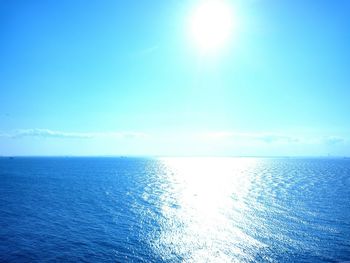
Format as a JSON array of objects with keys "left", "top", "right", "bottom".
[{"left": 0, "top": 157, "right": 349, "bottom": 262}]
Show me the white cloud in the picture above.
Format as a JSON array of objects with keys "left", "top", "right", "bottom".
[
  {"left": 198, "top": 131, "right": 347, "bottom": 145},
  {"left": 131, "top": 44, "right": 159, "bottom": 58},
  {"left": 0, "top": 129, "right": 148, "bottom": 139},
  {"left": 323, "top": 136, "right": 346, "bottom": 145},
  {"left": 1, "top": 129, "right": 347, "bottom": 146},
  {"left": 0, "top": 129, "right": 349, "bottom": 156},
  {"left": 199, "top": 131, "right": 298, "bottom": 143}
]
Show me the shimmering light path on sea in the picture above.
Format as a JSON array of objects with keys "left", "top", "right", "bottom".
[{"left": 0, "top": 157, "right": 349, "bottom": 262}]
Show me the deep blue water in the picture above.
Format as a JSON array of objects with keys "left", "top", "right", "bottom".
[{"left": 0, "top": 157, "right": 349, "bottom": 262}]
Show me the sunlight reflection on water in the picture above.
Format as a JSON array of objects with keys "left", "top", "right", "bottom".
[
  {"left": 1, "top": 158, "right": 349, "bottom": 262},
  {"left": 152, "top": 157, "right": 265, "bottom": 262}
]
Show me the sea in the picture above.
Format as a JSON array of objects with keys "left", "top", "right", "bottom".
[{"left": 0, "top": 157, "right": 349, "bottom": 262}]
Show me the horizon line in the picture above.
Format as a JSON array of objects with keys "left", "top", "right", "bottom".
[{"left": 1, "top": 155, "right": 349, "bottom": 159}]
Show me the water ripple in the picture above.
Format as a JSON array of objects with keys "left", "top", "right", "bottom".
[{"left": 0, "top": 157, "right": 349, "bottom": 262}]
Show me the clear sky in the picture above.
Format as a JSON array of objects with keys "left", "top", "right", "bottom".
[{"left": 1, "top": 0, "right": 350, "bottom": 156}]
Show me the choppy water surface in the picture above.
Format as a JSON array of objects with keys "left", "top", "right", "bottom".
[{"left": 0, "top": 157, "right": 349, "bottom": 262}]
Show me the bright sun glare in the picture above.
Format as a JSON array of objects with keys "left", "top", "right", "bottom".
[{"left": 189, "top": 0, "right": 235, "bottom": 53}]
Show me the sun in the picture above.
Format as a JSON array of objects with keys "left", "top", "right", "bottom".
[{"left": 189, "top": 0, "right": 235, "bottom": 54}]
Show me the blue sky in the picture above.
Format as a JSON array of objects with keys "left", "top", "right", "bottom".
[{"left": 1, "top": 0, "right": 350, "bottom": 156}]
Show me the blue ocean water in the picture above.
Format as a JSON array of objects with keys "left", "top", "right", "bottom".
[{"left": 0, "top": 157, "right": 349, "bottom": 262}]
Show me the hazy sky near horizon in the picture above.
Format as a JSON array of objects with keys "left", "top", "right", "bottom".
[{"left": 1, "top": 0, "right": 350, "bottom": 156}]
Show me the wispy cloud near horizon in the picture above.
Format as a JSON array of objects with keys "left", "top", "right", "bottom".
[
  {"left": 198, "top": 131, "right": 349, "bottom": 145},
  {"left": 0, "top": 129, "right": 349, "bottom": 156},
  {"left": 0, "top": 129, "right": 148, "bottom": 139},
  {"left": 1, "top": 129, "right": 348, "bottom": 144}
]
